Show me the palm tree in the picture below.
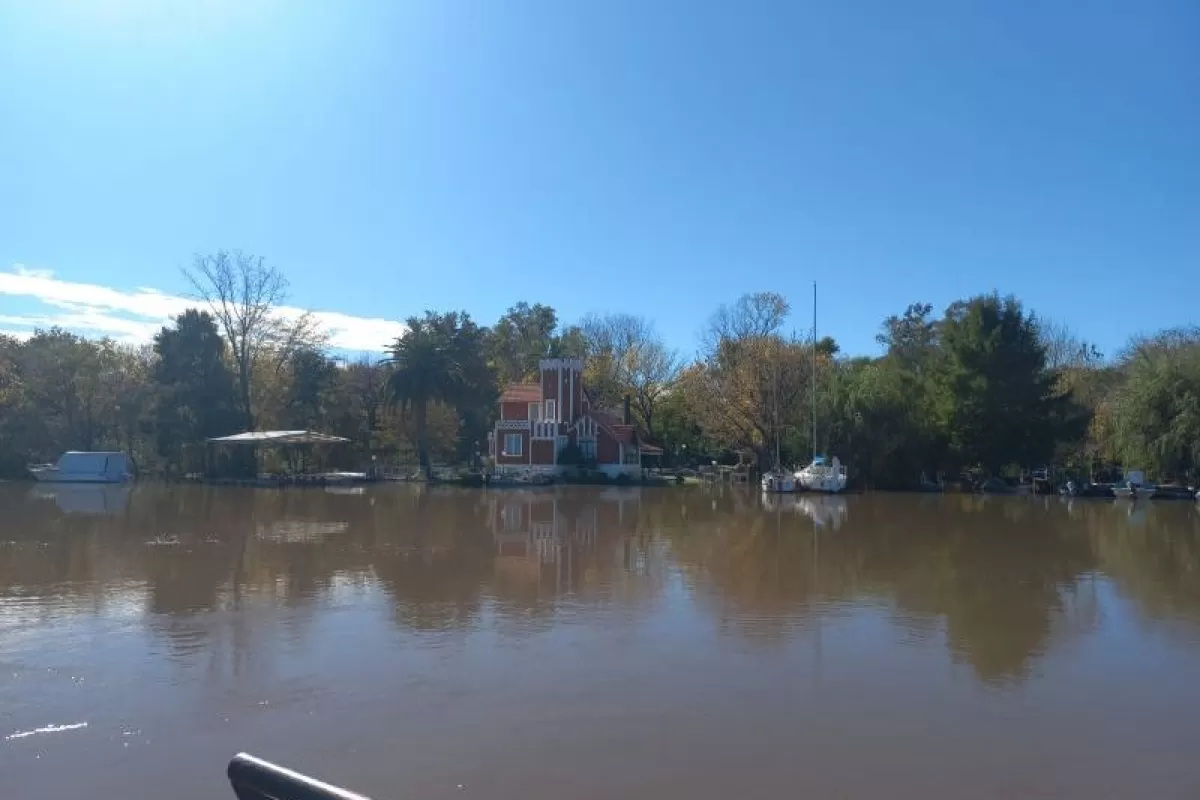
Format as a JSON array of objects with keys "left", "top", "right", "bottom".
[{"left": 387, "top": 311, "right": 491, "bottom": 477}]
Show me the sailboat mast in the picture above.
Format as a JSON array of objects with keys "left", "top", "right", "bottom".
[
  {"left": 773, "top": 342, "right": 781, "bottom": 470},
  {"left": 811, "top": 281, "right": 817, "bottom": 461}
]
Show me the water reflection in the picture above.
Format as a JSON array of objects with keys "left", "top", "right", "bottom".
[
  {"left": 3, "top": 486, "right": 1199, "bottom": 678},
  {"left": 3, "top": 485, "right": 1200, "bottom": 799},
  {"left": 30, "top": 483, "right": 130, "bottom": 515},
  {"left": 760, "top": 493, "right": 848, "bottom": 529}
]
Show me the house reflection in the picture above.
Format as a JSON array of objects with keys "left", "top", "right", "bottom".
[{"left": 486, "top": 489, "right": 660, "bottom": 599}]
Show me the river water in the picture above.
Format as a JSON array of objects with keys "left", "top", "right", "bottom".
[{"left": 2, "top": 484, "right": 1199, "bottom": 799}]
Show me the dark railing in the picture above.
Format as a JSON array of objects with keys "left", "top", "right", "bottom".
[{"left": 228, "top": 753, "right": 372, "bottom": 800}]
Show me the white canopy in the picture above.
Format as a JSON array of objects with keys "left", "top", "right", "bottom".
[{"left": 207, "top": 430, "right": 350, "bottom": 445}]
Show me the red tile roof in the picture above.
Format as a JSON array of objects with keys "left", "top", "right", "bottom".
[
  {"left": 610, "top": 424, "right": 636, "bottom": 444},
  {"left": 499, "top": 384, "right": 542, "bottom": 404},
  {"left": 588, "top": 409, "right": 638, "bottom": 444},
  {"left": 593, "top": 410, "right": 621, "bottom": 428}
]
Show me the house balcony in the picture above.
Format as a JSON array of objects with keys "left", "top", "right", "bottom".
[
  {"left": 531, "top": 421, "right": 559, "bottom": 440},
  {"left": 496, "top": 419, "right": 531, "bottom": 432}
]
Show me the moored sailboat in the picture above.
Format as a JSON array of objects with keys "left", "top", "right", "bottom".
[{"left": 794, "top": 282, "right": 848, "bottom": 494}]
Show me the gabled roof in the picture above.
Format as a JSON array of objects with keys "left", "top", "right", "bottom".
[
  {"left": 586, "top": 409, "right": 638, "bottom": 444},
  {"left": 610, "top": 425, "right": 636, "bottom": 444},
  {"left": 499, "top": 383, "right": 542, "bottom": 404}
]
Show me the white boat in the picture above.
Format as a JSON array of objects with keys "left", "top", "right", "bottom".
[
  {"left": 1112, "top": 470, "right": 1154, "bottom": 500},
  {"left": 796, "top": 455, "right": 848, "bottom": 493},
  {"left": 761, "top": 471, "right": 796, "bottom": 493},
  {"left": 29, "top": 451, "right": 131, "bottom": 483},
  {"left": 795, "top": 283, "right": 848, "bottom": 495}
]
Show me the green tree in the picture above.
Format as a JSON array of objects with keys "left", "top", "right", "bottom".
[
  {"left": 153, "top": 310, "right": 239, "bottom": 472},
  {"left": 388, "top": 311, "right": 494, "bottom": 477},
  {"left": 17, "top": 329, "right": 110, "bottom": 453},
  {"left": 283, "top": 349, "right": 338, "bottom": 430},
  {"left": 0, "top": 335, "right": 32, "bottom": 475},
  {"left": 1110, "top": 328, "right": 1200, "bottom": 480},
  {"left": 487, "top": 302, "right": 560, "bottom": 386},
  {"left": 932, "top": 295, "right": 1082, "bottom": 474}
]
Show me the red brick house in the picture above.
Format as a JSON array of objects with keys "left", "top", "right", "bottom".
[{"left": 487, "top": 358, "right": 659, "bottom": 478}]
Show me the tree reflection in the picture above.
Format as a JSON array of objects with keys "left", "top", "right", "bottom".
[
  {"left": 3, "top": 484, "right": 1199, "bottom": 690},
  {"left": 658, "top": 492, "right": 1102, "bottom": 684}
]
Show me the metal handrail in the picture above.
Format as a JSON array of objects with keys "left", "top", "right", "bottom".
[{"left": 228, "top": 753, "right": 372, "bottom": 800}]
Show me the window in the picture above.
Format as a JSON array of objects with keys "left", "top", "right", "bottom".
[
  {"left": 579, "top": 439, "right": 596, "bottom": 461},
  {"left": 545, "top": 399, "right": 556, "bottom": 421},
  {"left": 504, "top": 433, "right": 523, "bottom": 456},
  {"left": 528, "top": 402, "right": 540, "bottom": 421}
]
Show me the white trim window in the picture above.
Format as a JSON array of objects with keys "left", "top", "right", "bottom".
[
  {"left": 528, "top": 402, "right": 541, "bottom": 421},
  {"left": 545, "top": 399, "right": 556, "bottom": 421},
  {"left": 503, "top": 433, "right": 523, "bottom": 457},
  {"left": 579, "top": 439, "right": 597, "bottom": 461}
]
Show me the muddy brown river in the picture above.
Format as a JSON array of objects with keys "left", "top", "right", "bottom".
[{"left": 3, "top": 484, "right": 1200, "bottom": 799}]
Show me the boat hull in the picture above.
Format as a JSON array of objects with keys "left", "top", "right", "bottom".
[{"left": 795, "top": 471, "right": 848, "bottom": 494}]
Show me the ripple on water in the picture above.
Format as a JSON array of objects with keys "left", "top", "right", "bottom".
[{"left": 5, "top": 721, "right": 88, "bottom": 741}]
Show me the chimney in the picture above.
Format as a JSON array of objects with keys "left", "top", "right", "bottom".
[{"left": 623, "top": 394, "right": 631, "bottom": 425}]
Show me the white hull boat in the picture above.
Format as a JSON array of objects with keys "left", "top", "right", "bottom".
[
  {"left": 29, "top": 451, "right": 131, "bottom": 484},
  {"left": 796, "top": 455, "right": 847, "bottom": 494},
  {"left": 796, "top": 285, "right": 850, "bottom": 495}
]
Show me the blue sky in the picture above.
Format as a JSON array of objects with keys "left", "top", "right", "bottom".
[{"left": 1, "top": 0, "right": 1196, "bottom": 356}]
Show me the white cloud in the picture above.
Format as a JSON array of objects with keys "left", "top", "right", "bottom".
[
  {"left": 12, "top": 265, "right": 55, "bottom": 280},
  {"left": 0, "top": 264, "right": 404, "bottom": 351}
]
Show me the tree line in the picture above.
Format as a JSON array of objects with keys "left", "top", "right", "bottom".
[{"left": 1, "top": 250, "right": 1196, "bottom": 484}]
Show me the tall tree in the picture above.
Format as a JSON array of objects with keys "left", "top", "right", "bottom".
[
  {"left": 877, "top": 302, "right": 937, "bottom": 369},
  {"left": 578, "top": 313, "right": 680, "bottom": 439},
  {"left": 387, "top": 311, "right": 494, "bottom": 476},
  {"left": 1110, "top": 327, "right": 1200, "bottom": 479},
  {"left": 184, "top": 250, "right": 323, "bottom": 428},
  {"left": 682, "top": 293, "right": 814, "bottom": 468},
  {"left": 0, "top": 335, "right": 31, "bottom": 475},
  {"left": 17, "top": 329, "right": 109, "bottom": 453},
  {"left": 282, "top": 349, "right": 339, "bottom": 430},
  {"left": 487, "top": 302, "right": 560, "bottom": 386},
  {"left": 153, "top": 310, "right": 239, "bottom": 472},
  {"left": 107, "top": 345, "right": 155, "bottom": 470},
  {"left": 932, "top": 295, "right": 1080, "bottom": 474}
]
